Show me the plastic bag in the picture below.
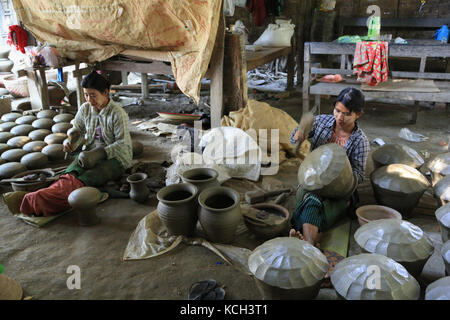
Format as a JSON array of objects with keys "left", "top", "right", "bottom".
[
  {"left": 224, "top": 0, "right": 235, "bottom": 16},
  {"left": 398, "top": 128, "right": 428, "bottom": 142},
  {"left": 25, "top": 44, "right": 61, "bottom": 67},
  {"left": 253, "top": 19, "right": 295, "bottom": 47}
]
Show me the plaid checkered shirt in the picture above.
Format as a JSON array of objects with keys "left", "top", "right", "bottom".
[{"left": 290, "top": 114, "right": 370, "bottom": 183}]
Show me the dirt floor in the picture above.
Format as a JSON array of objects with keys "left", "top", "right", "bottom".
[{"left": 0, "top": 89, "right": 449, "bottom": 300}]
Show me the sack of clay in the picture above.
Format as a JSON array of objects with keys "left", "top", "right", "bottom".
[{"left": 253, "top": 19, "right": 295, "bottom": 47}]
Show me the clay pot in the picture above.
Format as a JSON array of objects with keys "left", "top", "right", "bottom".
[
  {"left": 44, "top": 133, "right": 67, "bottom": 145},
  {"left": 7, "top": 136, "right": 31, "bottom": 148},
  {"left": 248, "top": 237, "right": 329, "bottom": 300},
  {"left": 434, "top": 175, "right": 450, "bottom": 204},
  {"left": 297, "top": 143, "right": 356, "bottom": 199},
  {"left": 370, "top": 164, "right": 430, "bottom": 218},
  {"left": 22, "top": 141, "right": 47, "bottom": 153},
  {"left": 32, "top": 118, "right": 54, "bottom": 130},
  {"left": 427, "top": 152, "right": 450, "bottom": 186},
  {"left": 330, "top": 253, "right": 420, "bottom": 300},
  {"left": 53, "top": 113, "right": 74, "bottom": 123},
  {"left": 0, "top": 132, "right": 14, "bottom": 143},
  {"left": 51, "top": 122, "right": 72, "bottom": 134},
  {"left": 181, "top": 168, "right": 220, "bottom": 194},
  {"left": 442, "top": 241, "right": 450, "bottom": 276},
  {"left": 132, "top": 140, "right": 144, "bottom": 158},
  {"left": 36, "top": 110, "right": 57, "bottom": 119},
  {"left": 354, "top": 219, "right": 434, "bottom": 278},
  {"left": 0, "top": 162, "right": 27, "bottom": 179},
  {"left": 10, "top": 169, "right": 55, "bottom": 192},
  {"left": 10, "top": 124, "right": 34, "bottom": 136},
  {"left": 41, "top": 144, "right": 65, "bottom": 162},
  {"left": 15, "top": 115, "right": 37, "bottom": 125},
  {"left": 28, "top": 129, "right": 51, "bottom": 141},
  {"left": 355, "top": 205, "right": 402, "bottom": 226},
  {"left": 372, "top": 144, "right": 424, "bottom": 169},
  {"left": 0, "top": 121, "right": 17, "bottom": 132},
  {"left": 77, "top": 147, "right": 105, "bottom": 169},
  {"left": 20, "top": 152, "right": 48, "bottom": 170},
  {"left": 243, "top": 203, "right": 290, "bottom": 239},
  {"left": 1, "top": 112, "right": 22, "bottom": 122},
  {"left": 0, "top": 59, "right": 14, "bottom": 72},
  {"left": 425, "top": 277, "right": 450, "bottom": 300},
  {"left": 435, "top": 203, "right": 450, "bottom": 243},
  {"left": 47, "top": 85, "right": 65, "bottom": 106},
  {"left": 0, "top": 143, "right": 11, "bottom": 155},
  {"left": 157, "top": 182, "right": 199, "bottom": 236},
  {"left": 68, "top": 187, "right": 102, "bottom": 226},
  {"left": 1, "top": 149, "right": 28, "bottom": 162},
  {"left": 198, "top": 186, "right": 241, "bottom": 243},
  {"left": 127, "top": 172, "right": 150, "bottom": 203}
]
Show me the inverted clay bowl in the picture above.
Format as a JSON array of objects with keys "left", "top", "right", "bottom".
[
  {"left": 68, "top": 187, "right": 102, "bottom": 226},
  {"left": 51, "top": 122, "right": 72, "bottom": 134},
  {"left": 32, "top": 118, "right": 54, "bottom": 130},
  {"left": 0, "top": 132, "right": 14, "bottom": 143},
  {"left": 181, "top": 167, "right": 220, "bottom": 194},
  {"left": 0, "top": 121, "right": 17, "bottom": 132},
  {"left": 330, "top": 253, "right": 420, "bottom": 300},
  {"left": 0, "top": 162, "right": 27, "bottom": 179},
  {"left": 28, "top": 129, "right": 51, "bottom": 141},
  {"left": 7, "top": 136, "right": 31, "bottom": 148},
  {"left": 20, "top": 152, "right": 48, "bottom": 170},
  {"left": 11, "top": 169, "right": 55, "bottom": 192},
  {"left": 372, "top": 144, "right": 424, "bottom": 169},
  {"left": 10, "top": 124, "right": 34, "bottom": 136},
  {"left": 442, "top": 241, "right": 450, "bottom": 276},
  {"left": 1, "top": 112, "right": 22, "bottom": 122},
  {"left": 425, "top": 277, "right": 450, "bottom": 300},
  {"left": 0, "top": 142, "right": 11, "bottom": 154},
  {"left": 15, "top": 115, "right": 37, "bottom": 125},
  {"left": 22, "top": 141, "right": 47, "bottom": 153},
  {"left": 244, "top": 203, "right": 290, "bottom": 239},
  {"left": 44, "top": 133, "right": 67, "bottom": 145},
  {"left": 370, "top": 164, "right": 430, "bottom": 218},
  {"left": 53, "top": 113, "right": 74, "bottom": 123},
  {"left": 36, "top": 109, "right": 57, "bottom": 119},
  {"left": 427, "top": 152, "right": 450, "bottom": 186},
  {"left": 157, "top": 182, "right": 199, "bottom": 236},
  {"left": 1, "top": 149, "right": 28, "bottom": 162},
  {"left": 248, "top": 237, "right": 329, "bottom": 300},
  {"left": 355, "top": 205, "right": 402, "bottom": 226},
  {"left": 436, "top": 203, "right": 450, "bottom": 243},
  {"left": 354, "top": 219, "right": 434, "bottom": 277},
  {"left": 297, "top": 143, "right": 356, "bottom": 199},
  {"left": 41, "top": 144, "right": 65, "bottom": 162}
]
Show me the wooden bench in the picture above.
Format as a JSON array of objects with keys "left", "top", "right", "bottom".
[{"left": 302, "top": 41, "right": 450, "bottom": 123}]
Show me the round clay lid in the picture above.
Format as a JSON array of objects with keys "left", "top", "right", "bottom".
[
  {"left": 23, "top": 141, "right": 47, "bottom": 153},
  {"left": 1, "top": 112, "right": 22, "bottom": 122},
  {"left": 371, "top": 164, "right": 430, "bottom": 193},
  {"left": 435, "top": 203, "right": 450, "bottom": 228},
  {"left": 0, "top": 274, "right": 23, "bottom": 300},
  {"left": 372, "top": 144, "right": 424, "bottom": 168},
  {"left": 434, "top": 175, "right": 450, "bottom": 201},
  {"left": 21, "top": 152, "right": 48, "bottom": 169},
  {"left": 1, "top": 149, "right": 28, "bottom": 162},
  {"left": 10, "top": 124, "right": 34, "bottom": 136},
  {"left": 51, "top": 122, "right": 72, "bottom": 134},
  {"left": 7, "top": 136, "right": 31, "bottom": 148},
  {"left": 28, "top": 129, "right": 51, "bottom": 141},
  {"left": 248, "top": 237, "right": 329, "bottom": 289},
  {"left": 330, "top": 253, "right": 420, "bottom": 300},
  {"left": 425, "top": 277, "right": 450, "bottom": 300},
  {"left": 53, "top": 113, "right": 74, "bottom": 123},
  {"left": 0, "top": 162, "right": 27, "bottom": 179},
  {"left": 0, "top": 121, "right": 17, "bottom": 132},
  {"left": 37, "top": 110, "right": 57, "bottom": 119},
  {"left": 15, "top": 115, "right": 37, "bottom": 125},
  {"left": 297, "top": 143, "right": 349, "bottom": 190},
  {"left": 427, "top": 152, "right": 450, "bottom": 176},
  {"left": 32, "top": 118, "right": 54, "bottom": 130},
  {"left": 354, "top": 219, "right": 434, "bottom": 262},
  {"left": 0, "top": 132, "right": 14, "bottom": 143},
  {"left": 68, "top": 187, "right": 102, "bottom": 209}
]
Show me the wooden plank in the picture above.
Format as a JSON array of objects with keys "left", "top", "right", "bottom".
[
  {"left": 98, "top": 60, "right": 173, "bottom": 75},
  {"left": 72, "top": 66, "right": 93, "bottom": 78},
  {"left": 246, "top": 47, "right": 292, "bottom": 70},
  {"left": 311, "top": 67, "right": 450, "bottom": 80},
  {"left": 340, "top": 55, "right": 346, "bottom": 69},
  {"left": 419, "top": 57, "right": 427, "bottom": 73},
  {"left": 119, "top": 49, "right": 171, "bottom": 62},
  {"left": 339, "top": 17, "right": 450, "bottom": 29}
]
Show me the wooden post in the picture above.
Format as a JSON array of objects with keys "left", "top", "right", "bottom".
[
  {"left": 141, "top": 73, "right": 148, "bottom": 99},
  {"left": 302, "top": 43, "right": 311, "bottom": 114},
  {"left": 74, "top": 63, "right": 86, "bottom": 108},
  {"left": 121, "top": 71, "right": 128, "bottom": 85},
  {"left": 286, "top": 36, "right": 295, "bottom": 90}
]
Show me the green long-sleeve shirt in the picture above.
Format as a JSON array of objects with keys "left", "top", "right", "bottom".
[{"left": 73, "top": 100, "right": 133, "bottom": 169}]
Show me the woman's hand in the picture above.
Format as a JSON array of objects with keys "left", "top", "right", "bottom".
[
  {"left": 293, "top": 129, "right": 305, "bottom": 144},
  {"left": 63, "top": 140, "right": 73, "bottom": 153}
]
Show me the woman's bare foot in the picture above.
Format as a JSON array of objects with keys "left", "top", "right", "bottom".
[{"left": 289, "top": 228, "right": 305, "bottom": 240}]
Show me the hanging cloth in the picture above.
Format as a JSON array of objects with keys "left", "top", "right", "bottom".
[
  {"left": 353, "top": 41, "right": 389, "bottom": 86},
  {"left": 247, "top": 0, "right": 266, "bottom": 26},
  {"left": 7, "top": 25, "right": 28, "bottom": 54}
]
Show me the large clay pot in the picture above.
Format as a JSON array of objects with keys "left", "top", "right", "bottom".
[
  {"left": 442, "top": 241, "right": 450, "bottom": 276},
  {"left": 0, "top": 162, "right": 27, "bottom": 179},
  {"left": 435, "top": 203, "right": 450, "bottom": 243},
  {"left": 0, "top": 59, "right": 14, "bottom": 72},
  {"left": 243, "top": 203, "right": 290, "bottom": 239},
  {"left": 330, "top": 253, "right": 420, "bottom": 300},
  {"left": 372, "top": 144, "right": 424, "bottom": 169},
  {"left": 0, "top": 143, "right": 11, "bottom": 155},
  {"left": 51, "top": 122, "right": 72, "bottom": 134},
  {"left": 0, "top": 121, "right": 17, "bottom": 132},
  {"left": 28, "top": 129, "right": 51, "bottom": 141},
  {"left": 41, "top": 144, "right": 65, "bottom": 162},
  {"left": 32, "top": 118, "right": 54, "bottom": 130},
  {"left": 7, "top": 136, "right": 31, "bottom": 148},
  {"left": 68, "top": 187, "right": 102, "bottom": 226},
  {"left": 53, "top": 113, "right": 74, "bottom": 123},
  {"left": 198, "top": 186, "right": 241, "bottom": 243},
  {"left": 248, "top": 237, "right": 329, "bottom": 300},
  {"left": 10, "top": 169, "right": 55, "bottom": 192},
  {"left": 0, "top": 132, "right": 14, "bottom": 143},
  {"left": 1, "top": 149, "right": 28, "bottom": 162},
  {"left": 15, "top": 115, "right": 37, "bottom": 125},
  {"left": 427, "top": 152, "right": 450, "bottom": 186},
  {"left": 181, "top": 168, "right": 220, "bottom": 194},
  {"left": 36, "top": 110, "right": 57, "bottom": 119},
  {"left": 425, "top": 277, "right": 450, "bottom": 300},
  {"left": 354, "top": 219, "right": 434, "bottom": 278},
  {"left": 297, "top": 143, "right": 356, "bottom": 199},
  {"left": 127, "top": 172, "right": 150, "bottom": 203},
  {"left": 10, "top": 124, "right": 34, "bottom": 136},
  {"left": 1, "top": 112, "right": 22, "bottom": 122},
  {"left": 47, "top": 85, "right": 65, "bottom": 106},
  {"left": 370, "top": 164, "right": 430, "bottom": 218},
  {"left": 434, "top": 175, "right": 450, "bottom": 205},
  {"left": 157, "top": 182, "right": 199, "bottom": 236},
  {"left": 21, "top": 152, "right": 48, "bottom": 170},
  {"left": 22, "top": 141, "right": 47, "bottom": 153},
  {"left": 44, "top": 133, "right": 67, "bottom": 145}
]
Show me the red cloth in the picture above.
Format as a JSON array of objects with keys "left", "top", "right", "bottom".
[
  {"left": 247, "top": 0, "right": 266, "bottom": 26},
  {"left": 7, "top": 25, "right": 28, "bottom": 54},
  {"left": 353, "top": 41, "right": 389, "bottom": 86},
  {"left": 20, "top": 174, "right": 84, "bottom": 217}
]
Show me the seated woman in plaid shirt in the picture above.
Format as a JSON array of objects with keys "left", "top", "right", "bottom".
[{"left": 289, "top": 87, "right": 370, "bottom": 248}]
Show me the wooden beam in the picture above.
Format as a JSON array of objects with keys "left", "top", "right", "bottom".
[{"left": 98, "top": 60, "right": 173, "bottom": 75}]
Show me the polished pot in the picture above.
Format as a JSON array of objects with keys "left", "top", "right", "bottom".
[
  {"left": 127, "top": 172, "right": 150, "bottom": 203},
  {"left": 157, "top": 182, "right": 199, "bottom": 236},
  {"left": 198, "top": 186, "right": 241, "bottom": 244}
]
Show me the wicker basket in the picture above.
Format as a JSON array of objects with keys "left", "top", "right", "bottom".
[{"left": 2, "top": 75, "right": 29, "bottom": 98}]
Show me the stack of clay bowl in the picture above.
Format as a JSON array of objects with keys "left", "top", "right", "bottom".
[
  {"left": 354, "top": 219, "right": 434, "bottom": 277},
  {"left": 371, "top": 143, "right": 424, "bottom": 170},
  {"left": 0, "top": 46, "right": 14, "bottom": 93},
  {"left": 425, "top": 277, "right": 450, "bottom": 300},
  {"left": 297, "top": 143, "right": 356, "bottom": 199},
  {"left": 436, "top": 203, "right": 450, "bottom": 243},
  {"left": 427, "top": 152, "right": 450, "bottom": 186},
  {"left": 370, "top": 164, "right": 430, "bottom": 218},
  {"left": 248, "top": 237, "right": 329, "bottom": 299},
  {"left": 0, "top": 112, "right": 27, "bottom": 178},
  {"left": 330, "top": 253, "right": 421, "bottom": 300}
]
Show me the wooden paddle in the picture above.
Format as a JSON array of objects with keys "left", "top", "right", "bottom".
[{"left": 293, "top": 112, "right": 315, "bottom": 155}]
